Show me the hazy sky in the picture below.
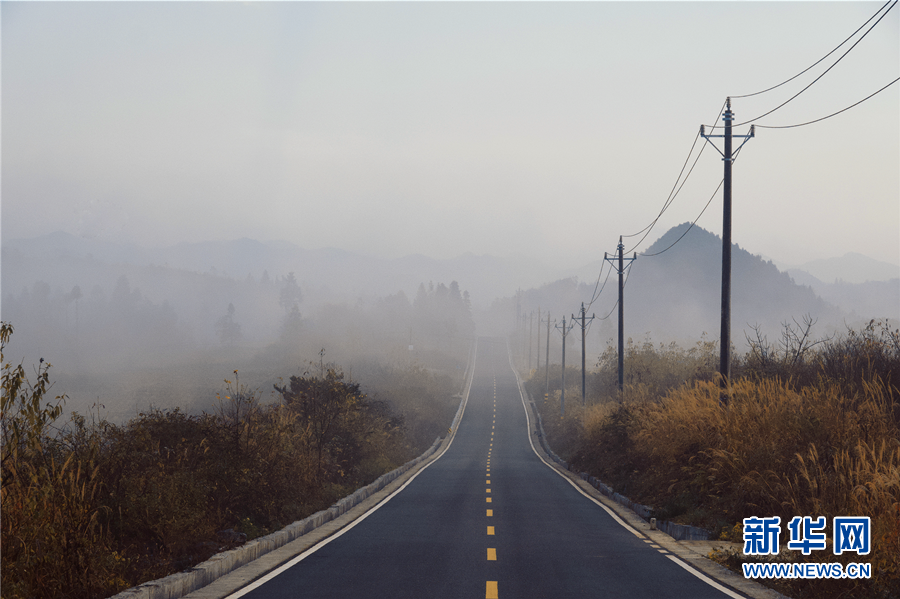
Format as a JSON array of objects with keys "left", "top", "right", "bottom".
[{"left": 3, "top": 1, "right": 898, "bottom": 269}]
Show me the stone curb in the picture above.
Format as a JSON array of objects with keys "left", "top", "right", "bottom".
[
  {"left": 109, "top": 343, "right": 478, "bottom": 599},
  {"left": 523, "top": 390, "right": 789, "bottom": 599},
  {"left": 529, "top": 392, "right": 710, "bottom": 541}
]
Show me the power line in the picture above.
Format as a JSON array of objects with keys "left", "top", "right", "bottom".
[
  {"left": 620, "top": 99, "right": 728, "bottom": 255},
  {"left": 640, "top": 179, "right": 724, "bottom": 258},
  {"left": 621, "top": 131, "right": 702, "bottom": 241},
  {"left": 585, "top": 260, "right": 613, "bottom": 312},
  {"left": 755, "top": 76, "right": 900, "bottom": 129},
  {"left": 597, "top": 257, "right": 635, "bottom": 321},
  {"left": 584, "top": 261, "right": 607, "bottom": 310},
  {"left": 706, "top": 0, "right": 897, "bottom": 129},
  {"left": 732, "top": 0, "right": 896, "bottom": 99},
  {"left": 622, "top": 131, "right": 704, "bottom": 254}
]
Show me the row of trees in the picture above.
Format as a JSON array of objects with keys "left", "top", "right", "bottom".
[{"left": 2, "top": 271, "right": 307, "bottom": 371}]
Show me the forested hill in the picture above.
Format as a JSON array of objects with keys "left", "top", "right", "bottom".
[{"left": 622, "top": 223, "right": 845, "bottom": 343}]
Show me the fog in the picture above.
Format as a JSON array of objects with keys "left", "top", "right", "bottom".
[
  {"left": 1, "top": 234, "right": 485, "bottom": 421},
  {"left": 3, "top": 2, "right": 898, "bottom": 422},
  {"left": 4, "top": 226, "right": 896, "bottom": 423}
]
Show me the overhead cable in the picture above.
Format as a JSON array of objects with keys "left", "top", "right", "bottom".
[
  {"left": 732, "top": 0, "right": 896, "bottom": 99},
  {"left": 754, "top": 76, "right": 899, "bottom": 129},
  {"left": 639, "top": 178, "right": 724, "bottom": 258},
  {"left": 706, "top": 0, "right": 898, "bottom": 129},
  {"left": 621, "top": 99, "right": 727, "bottom": 255}
]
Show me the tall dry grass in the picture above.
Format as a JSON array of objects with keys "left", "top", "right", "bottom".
[{"left": 537, "top": 321, "right": 900, "bottom": 598}]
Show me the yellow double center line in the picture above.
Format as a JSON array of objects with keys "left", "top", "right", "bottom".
[{"left": 487, "top": 383, "right": 498, "bottom": 598}]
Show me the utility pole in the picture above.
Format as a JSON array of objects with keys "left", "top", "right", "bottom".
[
  {"left": 605, "top": 236, "right": 636, "bottom": 395},
  {"left": 528, "top": 310, "right": 534, "bottom": 370},
  {"left": 544, "top": 314, "right": 554, "bottom": 398},
  {"left": 701, "top": 98, "right": 754, "bottom": 400},
  {"left": 536, "top": 306, "right": 542, "bottom": 374},
  {"left": 571, "top": 302, "right": 595, "bottom": 406},
  {"left": 555, "top": 316, "right": 575, "bottom": 418},
  {"left": 521, "top": 313, "right": 528, "bottom": 365}
]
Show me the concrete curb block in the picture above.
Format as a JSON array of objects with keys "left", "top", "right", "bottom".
[
  {"left": 526, "top": 392, "right": 711, "bottom": 543},
  {"left": 110, "top": 343, "right": 479, "bottom": 599}
]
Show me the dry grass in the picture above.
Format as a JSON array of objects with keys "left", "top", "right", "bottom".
[
  {"left": 2, "top": 320, "right": 464, "bottom": 599},
  {"left": 535, "top": 321, "right": 900, "bottom": 598}
]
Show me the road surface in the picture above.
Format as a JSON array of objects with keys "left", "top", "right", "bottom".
[{"left": 227, "top": 338, "right": 745, "bottom": 599}]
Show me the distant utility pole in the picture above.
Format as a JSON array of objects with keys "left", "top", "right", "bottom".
[
  {"left": 571, "top": 302, "right": 596, "bottom": 406},
  {"left": 521, "top": 312, "right": 528, "bottom": 364},
  {"left": 515, "top": 289, "right": 521, "bottom": 330},
  {"left": 701, "top": 98, "right": 754, "bottom": 400},
  {"left": 605, "top": 236, "right": 636, "bottom": 395},
  {"left": 536, "top": 306, "right": 542, "bottom": 374},
  {"left": 543, "top": 314, "right": 554, "bottom": 398},
  {"left": 528, "top": 310, "right": 534, "bottom": 370},
  {"left": 555, "top": 316, "right": 575, "bottom": 418}
]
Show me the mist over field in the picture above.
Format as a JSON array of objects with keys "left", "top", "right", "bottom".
[{"left": 2, "top": 226, "right": 897, "bottom": 423}]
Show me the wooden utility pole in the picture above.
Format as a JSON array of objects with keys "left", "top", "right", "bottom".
[
  {"left": 605, "top": 236, "right": 636, "bottom": 394},
  {"left": 555, "top": 316, "right": 575, "bottom": 418},
  {"left": 528, "top": 310, "right": 534, "bottom": 370},
  {"left": 701, "top": 98, "right": 754, "bottom": 400},
  {"left": 544, "top": 314, "right": 554, "bottom": 398},
  {"left": 571, "top": 302, "right": 595, "bottom": 406}
]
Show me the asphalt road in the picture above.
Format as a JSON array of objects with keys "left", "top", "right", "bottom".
[{"left": 227, "top": 338, "right": 745, "bottom": 599}]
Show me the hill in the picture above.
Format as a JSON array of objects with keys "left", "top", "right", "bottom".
[
  {"left": 792, "top": 252, "right": 899, "bottom": 285},
  {"left": 601, "top": 223, "right": 847, "bottom": 345}
]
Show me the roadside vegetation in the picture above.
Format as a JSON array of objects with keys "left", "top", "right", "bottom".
[
  {"left": 1, "top": 322, "right": 464, "bottom": 599},
  {"left": 526, "top": 319, "right": 900, "bottom": 599}
]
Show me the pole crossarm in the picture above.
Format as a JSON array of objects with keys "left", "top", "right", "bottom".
[
  {"left": 701, "top": 125, "right": 755, "bottom": 159},
  {"left": 701, "top": 97, "right": 755, "bottom": 163}
]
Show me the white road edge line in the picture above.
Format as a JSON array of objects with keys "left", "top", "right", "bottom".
[
  {"left": 507, "top": 344, "right": 746, "bottom": 599},
  {"left": 224, "top": 340, "right": 479, "bottom": 599},
  {"left": 666, "top": 554, "right": 746, "bottom": 599}
]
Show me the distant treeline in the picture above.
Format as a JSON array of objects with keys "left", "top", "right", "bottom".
[{"left": 2, "top": 268, "right": 476, "bottom": 377}]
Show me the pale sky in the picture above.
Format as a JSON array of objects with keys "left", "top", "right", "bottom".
[{"left": 3, "top": 1, "right": 898, "bottom": 270}]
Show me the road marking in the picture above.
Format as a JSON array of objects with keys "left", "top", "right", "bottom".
[
  {"left": 486, "top": 497, "right": 492, "bottom": 503},
  {"left": 487, "top": 509, "right": 493, "bottom": 516},
  {"left": 665, "top": 555, "right": 745, "bottom": 599},
  {"left": 220, "top": 340, "right": 481, "bottom": 599},
  {"left": 487, "top": 526, "right": 495, "bottom": 535},
  {"left": 487, "top": 548, "right": 497, "bottom": 561},
  {"left": 486, "top": 488, "right": 491, "bottom": 493},
  {"left": 486, "top": 479, "right": 490, "bottom": 484},
  {"left": 486, "top": 581, "right": 498, "bottom": 599},
  {"left": 508, "top": 346, "right": 746, "bottom": 599}
]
